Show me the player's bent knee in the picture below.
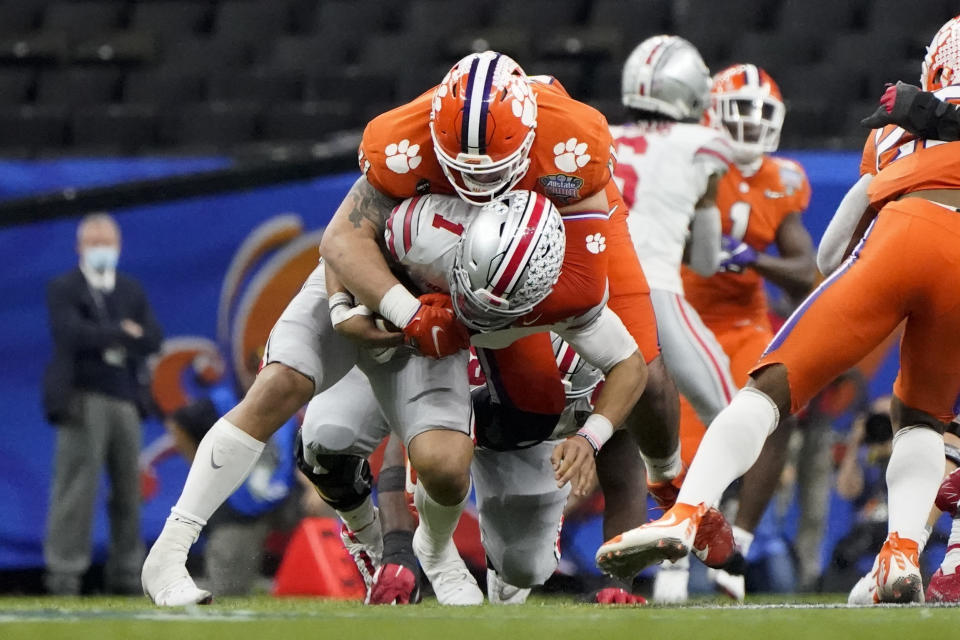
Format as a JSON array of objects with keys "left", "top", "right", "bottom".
[
  {"left": 408, "top": 430, "right": 473, "bottom": 498},
  {"left": 296, "top": 430, "right": 372, "bottom": 511},
  {"left": 496, "top": 547, "right": 556, "bottom": 588}
]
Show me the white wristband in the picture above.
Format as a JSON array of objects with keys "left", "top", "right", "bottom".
[
  {"left": 378, "top": 284, "right": 421, "bottom": 329},
  {"left": 576, "top": 414, "right": 615, "bottom": 454},
  {"left": 329, "top": 293, "right": 372, "bottom": 327}
]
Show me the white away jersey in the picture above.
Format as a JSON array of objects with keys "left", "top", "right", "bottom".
[{"left": 610, "top": 121, "right": 732, "bottom": 294}]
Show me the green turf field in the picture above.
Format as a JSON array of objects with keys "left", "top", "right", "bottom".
[{"left": 1, "top": 595, "right": 959, "bottom": 640}]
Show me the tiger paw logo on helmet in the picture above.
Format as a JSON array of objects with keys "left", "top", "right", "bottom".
[
  {"left": 586, "top": 233, "right": 606, "bottom": 254},
  {"left": 553, "top": 138, "right": 591, "bottom": 173},
  {"left": 385, "top": 139, "right": 422, "bottom": 174}
]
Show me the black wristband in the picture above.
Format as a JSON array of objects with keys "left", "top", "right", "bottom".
[
  {"left": 381, "top": 530, "right": 418, "bottom": 573},
  {"left": 378, "top": 465, "right": 407, "bottom": 493}
]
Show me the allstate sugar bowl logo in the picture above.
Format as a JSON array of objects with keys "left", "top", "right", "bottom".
[{"left": 538, "top": 173, "right": 584, "bottom": 204}]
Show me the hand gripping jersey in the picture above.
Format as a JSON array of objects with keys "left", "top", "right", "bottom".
[
  {"left": 609, "top": 121, "right": 732, "bottom": 294},
  {"left": 360, "top": 79, "right": 615, "bottom": 208},
  {"left": 682, "top": 156, "right": 811, "bottom": 326},
  {"left": 860, "top": 84, "right": 960, "bottom": 208}
]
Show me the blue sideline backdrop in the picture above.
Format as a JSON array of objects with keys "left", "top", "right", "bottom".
[{"left": 0, "top": 151, "right": 884, "bottom": 574}]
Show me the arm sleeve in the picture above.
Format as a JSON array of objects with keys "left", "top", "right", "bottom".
[
  {"left": 557, "top": 306, "right": 638, "bottom": 374},
  {"left": 686, "top": 204, "right": 722, "bottom": 277},
  {"left": 817, "top": 173, "right": 873, "bottom": 276},
  {"left": 47, "top": 278, "right": 125, "bottom": 352}
]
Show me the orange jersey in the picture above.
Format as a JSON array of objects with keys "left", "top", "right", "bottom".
[
  {"left": 682, "top": 156, "right": 810, "bottom": 326},
  {"left": 359, "top": 79, "right": 615, "bottom": 207},
  {"left": 861, "top": 85, "right": 960, "bottom": 210}
]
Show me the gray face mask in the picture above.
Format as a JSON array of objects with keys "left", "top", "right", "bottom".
[{"left": 83, "top": 246, "right": 119, "bottom": 272}]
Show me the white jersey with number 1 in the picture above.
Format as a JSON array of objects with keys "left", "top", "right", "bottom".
[{"left": 610, "top": 121, "right": 732, "bottom": 294}]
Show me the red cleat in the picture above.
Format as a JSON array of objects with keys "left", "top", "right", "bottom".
[
  {"left": 366, "top": 563, "right": 421, "bottom": 605},
  {"left": 692, "top": 507, "right": 736, "bottom": 569},
  {"left": 926, "top": 567, "right": 960, "bottom": 603},
  {"left": 935, "top": 468, "right": 960, "bottom": 517},
  {"left": 594, "top": 587, "right": 647, "bottom": 605}
]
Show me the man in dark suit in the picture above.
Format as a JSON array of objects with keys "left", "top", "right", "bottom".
[{"left": 43, "top": 212, "right": 163, "bottom": 595}]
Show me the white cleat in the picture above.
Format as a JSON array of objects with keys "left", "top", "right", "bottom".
[
  {"left": 653, "top": 556, "right": 690, "bottom": 604},
  {"left": 486, "top": 568, "right": 530, "bottom": 605},
  {"left": 708, "top": 568, "right": 745, "bottom": 602},
  {"left": 847, "top": 572, "right": 876, "bottom": 605},
  {"left": 873, "top": 534, "right": 923, "bottom": 604},
  {"left": 141, "top": 516, "right": 211, "bottom": 607},
  {"left": 596, "top": 503, "right": 705, "bottom": 580},
  {"left": 340, "top": 508, "right": 383, "bottom": 591},
  {"left": 412, "top": 526, "right": 483, "bottom": 605}
]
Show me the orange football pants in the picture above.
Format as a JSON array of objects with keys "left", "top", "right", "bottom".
[{"left": 754, "top": 198, "right": 960, "bottom": 423}]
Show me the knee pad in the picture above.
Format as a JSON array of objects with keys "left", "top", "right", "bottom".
[{"left": 295, "top": 429, "right": 372, "bottom": 511}]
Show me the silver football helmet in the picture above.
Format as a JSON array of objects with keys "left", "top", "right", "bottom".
[
  {"left": 621, "top": 35, "right": 711, "bottom": 121},
  {"left": 449, "top": 190, "right": 565, "bottom": 332}
]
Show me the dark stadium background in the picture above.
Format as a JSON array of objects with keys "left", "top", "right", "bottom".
[{"left": 1, "top": 0, "right": 956, "bottom": 595}]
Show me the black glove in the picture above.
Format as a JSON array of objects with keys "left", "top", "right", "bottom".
[{"left": 861, "top": 81, "right": 956, "bottom": 140}]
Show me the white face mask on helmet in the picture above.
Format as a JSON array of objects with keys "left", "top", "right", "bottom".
[
  {"left": 709, "top": 63, "right": 785, "bottom": 164},
  {"left": 449, "top": 190, "right": 565, "bottom": 332},
  {"left": 430, "top": 51, "right": 538, "bottom": 203}
]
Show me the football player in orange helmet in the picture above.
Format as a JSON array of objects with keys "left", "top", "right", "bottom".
[
  {"left": 598, "top": 12, "right": 960, "bottom": 602},
  {"left": 674, "top": 63, "right": 816, "bottom": 600}
]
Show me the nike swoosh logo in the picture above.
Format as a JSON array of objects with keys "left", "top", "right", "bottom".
[
  {"left": 521, "top": 314, "right": 543, "bottom": 326},
  {"left": 431, "top": 325, "right": 444, "bottom": 357},
  {"left": 651, "top": 513, "right": 677, "bottom": 528},
  {"left": 210, "top": 448, "right": 223, "bottom": 469}
]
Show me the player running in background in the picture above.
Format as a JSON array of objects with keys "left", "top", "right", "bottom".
[
  {"left": 597, "top": 15, "right": 960, "bottom": 604},
  {"left": 678, "top": 63, "right": 816, "bottom": 600},
  {"left": 610, "top": 35, "right": 737, "bottom": 601}
]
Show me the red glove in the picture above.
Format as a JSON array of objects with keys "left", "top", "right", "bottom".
[
  {"left": 367, "top": 564, "right": 420, "bottom": 605},
  {"left": 594, "top": 587, "right": 647, "bottom": 605},
  {"left": 402, "top": 293, "right": 470, "bottom": 359}
]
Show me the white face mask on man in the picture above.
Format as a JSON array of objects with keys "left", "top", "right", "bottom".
[{"left": 82, "top": 245, "right": 119, "bottom": 273}]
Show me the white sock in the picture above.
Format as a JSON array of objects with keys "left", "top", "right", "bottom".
[
  {"left": 338, "top": 495, "right": 376, "bottom": 533},
  {"left": 732, "top": 525, "right": 755, "bottom": 557},
  {"left": 676, "top": 388, "right": 779, "bottom": 508},
  {"left": 172, "top": 418, "right": 265, "bottom": 525},
  {"left": 941, "top": 518, "right": 960, "bottom": 574},
  {"left": 886, "top": 426, "right": 944, "bottom": 543},
  {"left": 641, "top": 445, "right": 683, "bottom": 483},
  {"left": 414, "top": 481, "right": 468, "bottom": 552}
]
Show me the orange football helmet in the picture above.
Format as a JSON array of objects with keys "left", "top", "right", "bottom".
[
  {"left": 921, "top": 14, "right": 960, "bottom": 92},
  {"left": 429, "top": 51, "right": 537, "bottom": 202},
  {"left": 709, "top": 63, "right": 785, "bottom": 164}
]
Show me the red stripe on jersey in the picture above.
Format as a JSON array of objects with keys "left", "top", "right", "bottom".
[
  {"left": 490, "top": 194, "right": 547, "bottom": 297},
  {"left": 402, "top": 196, "right": 421, "bottom": 254}
]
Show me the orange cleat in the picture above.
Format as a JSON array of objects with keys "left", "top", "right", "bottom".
[{"left": 595, "top": 502, "right": 706, "bottom": 580}]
